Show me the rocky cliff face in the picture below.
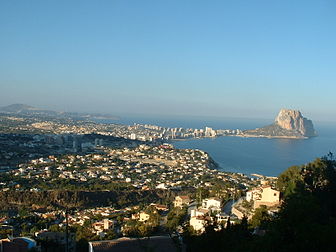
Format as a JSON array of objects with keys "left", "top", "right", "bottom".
[
  {"left": 275, "top": 109, "right": 316, "bottom": 137},
  {"left": 243, "top": 109, "right": 317, "bottom": 138}
]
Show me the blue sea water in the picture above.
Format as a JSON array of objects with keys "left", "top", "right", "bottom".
[
  {"left": 100, "top": 116, "right": 336, "bottom": 177},
  {"left": 173, "top": 128, "right": 336, "bottom": 177}
]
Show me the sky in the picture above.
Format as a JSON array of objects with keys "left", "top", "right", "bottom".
[{"left": 1, "top": 0, "right": 335, "bottom": 121}]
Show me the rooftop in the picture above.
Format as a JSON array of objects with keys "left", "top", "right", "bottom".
[{"left": 89, "top": 236, "right": 184, "bottom": 252}]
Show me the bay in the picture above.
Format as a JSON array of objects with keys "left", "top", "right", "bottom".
[
  {"left": 100, "top": 116, "right": 336, "bottom": 177},
  {"left": 173, "top": 123, "right": 336, "bottom": 177}
]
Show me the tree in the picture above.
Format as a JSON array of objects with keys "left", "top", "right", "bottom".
[
  {"left": 195, "top": 187, "right": 209, "bottom": 205},
  {"left": 145, "top": 206, "right": 160, "bottom": 227},
  {"left": 104, "top": 229, "right": 117, "bottom": 240},
  {"left": 226, "top": 217, "right": 231, "bottom": 230},
  {"left": 137, "top": 224, "right": 152, "bottom": 237},
  {"left": 183, "top": 155, "right": 336, "bottom": 251},
  {"left": 261, "top": 156, "right": 336, "bottom": 251},
  {"left": 166, "top": 207, "right": 187, "bottom": 231},
  {"left": 277, "top": 165, "right": 302, "bottom": 197},
  {"left": 249, "top": 206, "right": 271, "bottom": 229},
  {"left": 49, "top": 224, "right": 62, "bottom": 232}
]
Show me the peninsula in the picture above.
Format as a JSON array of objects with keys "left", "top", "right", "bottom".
[{"left": 241, "top": 109, "right": 317, "bottom": 139}]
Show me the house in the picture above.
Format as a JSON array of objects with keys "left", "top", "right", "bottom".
[
  {"left": 89, "top": 236, "right": 185, "bottom": 252},
  {"left": 156, "top": 183, "right": 167, "bottom": 189},
  {"left": 139, "top": 212, "right": 150, "bottom": 222},
  {"left": 246, "top": 188, "right": 261, "bottom": 202},
  {"left": 189, "top": 216, "right": 211, "bottom": 233},
  {"left": 150, "top": 204, "right": 169, "bottom": 212},
  {"left": 255, "top": 186, "right": 280, "bottom": 208},
  {"left": 246, "top": 186, "right": 280, "bottom": 209},
  {"left": 190, "top": 208, "right": 209, "bottom": 217},
  {"left": 173, "top": 196, "right": 191, "bottom": 208},
  {"left": 216, "top": 213, "right": 230, "bottom": 223},
  {"left": 131, "top": 213, "right": 139, "bottom": 220},
  {"left": 202, "top": 197, "right": 222, "bottom": 211},
  {"left": 92, "top": 219, "right": 114, "bottom": 235},
  {"left": 0, "top": 237, "right": 37, "bottom": 252},
  {"left": 37, "top": 231, "right": 76, "bottom": 252}
]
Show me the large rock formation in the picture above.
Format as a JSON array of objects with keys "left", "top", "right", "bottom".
[
  {"left": 275, "top": 109, "right": 316, "bottom": 137},
  {"left": 243, "top": 109, "right": 317, "bottom": 138}
]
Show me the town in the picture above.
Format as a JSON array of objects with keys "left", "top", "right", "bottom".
[
  {"left": 0, "top": 142, "right": 281, "bottom": 251},
  {"left": 0, "top": 107, "right": 281, "bottom": 252},
  {"left": 0, "top": 113, "right": 242, "bottom": 169},
  {"left": 1, "top": 0, "right": 334, "bottom": 249},
  {"left": 0, "top": 113, "right": 242, "bottom": 141}
]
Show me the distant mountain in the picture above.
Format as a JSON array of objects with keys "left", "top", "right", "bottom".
[
  {"left": 0, "top": 104, "right": 119, "bottom": 121},
  {"left": 242, "top": 109, "right": 317, "bottom": 139},
  {"left": 0, "top": 104, "right": 41, "bottom": 113}
]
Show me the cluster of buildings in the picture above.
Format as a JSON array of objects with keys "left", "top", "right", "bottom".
[
  {"left": 0, "top": 143, "right": 265, "bottom": 249},
  {"left": 1, "top": 114, "right": 243, "bottom": 144},
  {"left": 29, "top": 116, "right": 243, "bottom": 142},
  {"left": 3, "top": 144, "right": 255, "bottom": 192},
  {"left": 0, "top": 114, "right": 285, "bottom": 251},
  {"left": 231, "top": 182, "right": 281, "bottom": 219},
  {"left": 186, "top": 183, "right": 281, "bottom": 233},
  {"left": 0, "top": 113, "right": 246, "bottom": 181},
  {"left": 189, "top": 197, "right": 232, "bottom": 233},
  {"left": 0, "top": 113, "right": 244, "bottom": 172},
  {"left": 0, "top": 184, "right": 282, "bottom": 251},
  {"left": 0, "top": 132, "right": 139, "bottom": 171}
]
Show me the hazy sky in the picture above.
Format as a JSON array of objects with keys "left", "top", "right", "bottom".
[{"left": 1, "top": 0, "right": 335, "bottom": 120}]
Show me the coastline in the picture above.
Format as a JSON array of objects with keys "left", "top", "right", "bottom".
[
  {"left": 171, "top": 134, "right": 309, "bottom": 143},
  {"left": 235, "top": 134, "right": 308, "bottom": 139}
]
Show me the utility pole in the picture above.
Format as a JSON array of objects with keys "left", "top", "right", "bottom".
[
  {"left": 65, "top": 208, "right": 69, "bottom": 252},
  {"left": 198, "top": 189, "right": 202, "bottom": 206},
  {"left": 233, "top": 185, "right": 235, "bottom": 204}
]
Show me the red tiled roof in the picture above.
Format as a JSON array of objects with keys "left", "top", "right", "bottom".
[
  {"left": 177, "top": 196, "right": 190, "bottom": 200},
  {"left": 90, "top": 236, "right": 184, "bottom": 252}
]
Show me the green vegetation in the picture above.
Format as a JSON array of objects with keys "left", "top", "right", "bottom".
[
  {"left": 0, "top": 189, "right": 178, "bottom": 210},
  {"left": 184, "top": 154, "right": 336, "bottom": 251},
  {"left": 184, "top": 217, "right": 251, "bottom": 251},
  {"left": 249, "top": 206, "right": 271, "bottom": 229},
  {"left": 277, "top": 165, "right": 302, "bottom": 196},
  {"left": 166, "top": 207, "right": 187, "bottom": 231},
  {"left": 243, "top": 123, "right": 305, "bottom": 138},
  {"left": 123, "top": 206, "right": 161, "bottom": 237}
]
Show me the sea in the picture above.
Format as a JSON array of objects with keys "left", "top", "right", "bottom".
[{"left": 100, "top": 115, "right": 336, "bottom": 177}]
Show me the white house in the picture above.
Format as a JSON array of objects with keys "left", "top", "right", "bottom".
[
  {"left": 173, "top": 195, "right": 191, "bottom": 208},
  {"left": 189, "top": 216, "right": 211, "bottom": 233},
  {"left": 202, "top": 197, "right": 222, "bottom": 212},
  {"left": 139, "top": 212, "right": 150, "bottom": 222},
  {"left": 246, "top": 188, "right": 261, "bottom": 202},
  {"left": 190, "top": 208, "right": 209, "bottom": 217}
]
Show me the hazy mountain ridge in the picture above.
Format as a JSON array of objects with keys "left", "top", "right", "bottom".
[
  {"left": 0, "top": 104, "right": 119, "bottom": 121},
  {"left": 0, "top": 104, "right": 41, "bottom": 112}
]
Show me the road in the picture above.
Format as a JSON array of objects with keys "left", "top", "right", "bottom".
[{"left": 223, "top": 199, "right": 234, "bottom": 215}]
